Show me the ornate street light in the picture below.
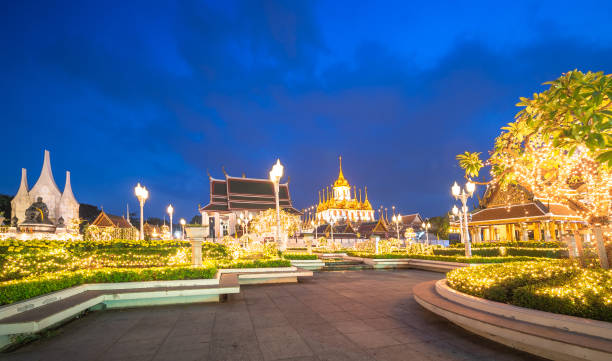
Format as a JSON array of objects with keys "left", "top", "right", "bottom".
[
  {"left": 134, "top": 183, "right": 149, "bottom": 240},
  {"left": 452, "top": 181, "right": 476, "bottom": 257},
  {"left": 329, "top": 215, "right": 337, "bottom": 245},
  {"left": 392, "top": 214, "right": 402, "bottom": 240},
  {"left": 269, "top": 159, "right": 285, "bottom": 250},
  {"left": 180, "top": 218, "right": 186, "bottom": 240},
  {"left": 422, "top": 220, "right": 432, "bottom": 245},
  {"left": 167, "top": 204, "right": 174, "bottom": 239}
]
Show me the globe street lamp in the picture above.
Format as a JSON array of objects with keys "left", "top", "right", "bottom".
[
  {"left": 452, "top": 205, "right": 463, "bottom": 249},
  {"left": 134, "top": 183, "right": 149, "bottom": 240},
  {"left": 167, "top": 204, "right": 174, "bottom": 239},
  {"left": 269, "top": 159, "right": 285, "bottom": 250},
  {"left": 422, "top": 220, "right": 431, "bottom": 245},
  {"left": 392, "top": 214, "right": 402, "bottom": 240},
  {"left": 180, "top": 218, "right": 186, "bottom": 240},
  {"left": 452, "top": 181, "right": 476, "bottom": 257},
  {"left": 328, "top": 215, "right": 337, "bottom": 245}
]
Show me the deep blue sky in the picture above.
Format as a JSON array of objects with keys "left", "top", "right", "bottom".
[{"left": 2, "top": 0, "right": 612, "bottom": 222}]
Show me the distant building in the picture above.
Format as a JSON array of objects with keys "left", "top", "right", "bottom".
[
  {"left": 11, "top": 150, "right": 79, "bottom": 228},
  {"left": 463, "top": 183, "right": 585, "bottom": 242},
  {"left": 200, "top": 172, "right": 301, "bottom": 239},
  {"left": 315, "top": 156, "right": 375, "bottom": 222},
  {"left": 90, "top": 210, "right": 138, "bottom": 239}
]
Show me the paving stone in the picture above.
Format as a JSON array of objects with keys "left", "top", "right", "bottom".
[
  {"left": 343, "top": 330, "right": 400, "bottom": 349},
  {"left": 331, "top": 319, "right": 375, "bottom": 334},
  {"left": 3, "top": 270, "right": 541, "bottom": 361},
  {"left": 259, "top": 337, "right": 313, "bottom": 361},
  {"left": 368, "top": 344, "right": 432, "bottom": 361}
]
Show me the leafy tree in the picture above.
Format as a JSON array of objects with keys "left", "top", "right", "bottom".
[
  {"left": 0, "top": 194, "right": 12, "bottom": 223},
  {"left": 457, "top": 71, "right": 611, "bottom": 223},
  {"left": 78, "top": 203, "right": 100, "bottom": 223},
  {"left": 458, "top": 70, "right": 611, "bottom": 267},
  {"left": 428, "top": 215, "right": 450, "bottom": 239},
  {"left": 190, "top": 215, "right": 202, "bottom": 224}
]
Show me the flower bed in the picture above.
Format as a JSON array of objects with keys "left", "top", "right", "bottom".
[
  {"left": 433, "top": 247, "right": 568, "bottom": 258},
  {"left": 446, "top": 260, "right": 612, "bottom": 321},
  {"left": 0, "top": 266, "right": 217, "bottom": 305},
  {"left": 215, "top": 259, "right": 290, "bottom": 268},
  {"left": 345, "top": 251, "right": 539, "bottom": 263},
  {"left": 281, "top": 253, "right": 318, "bottom": 260},
  {"left": 448, "top": 241, "right": 564, "bottom": 249}
]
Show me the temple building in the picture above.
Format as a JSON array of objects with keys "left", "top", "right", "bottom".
[
  {"left": 200, "top": 170, "right": 301, "bottom": 239},
  {"left": 11, "top": 150, "right": 79, "bottom": 229},
  {"left": 465, "top": 183, "right": 585, "bottom": 242},
  {"left": 90, "top": 210, "right": 138, "bottom": 239},
  {"left": 316, "top": 157, "right": 375, "bottom": 222}
]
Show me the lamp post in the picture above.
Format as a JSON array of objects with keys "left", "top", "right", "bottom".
[
  {"left": 269, "top": 159, "right": 285, "bottom": 250},
  {"left": 392, "top": 214, "right": 402, "bottom": 240},
  {"left": 452, "top": 181, "right": 476, "bottom": 257},
  {"left": 167, "top": 205, "right": 174, "bottom": 239},
  {"left": 134, "top": 183, "right": 149, "bottom": 240},
  {"left": 422, "top": 220, "right": 431, "bottom": 245},
  {"left": 329, "top": 215, "right": 336, "bottom": 245},
  {"left": 180, "top": 218, "right": 186, "bottom": 240}
]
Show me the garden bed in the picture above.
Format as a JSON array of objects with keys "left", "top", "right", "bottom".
[
  {"left": 446, "top": 260, "right": 612, "bottom": 322},
  {"left": 345, "top": 251, "right": 540, "bottom": 263}
]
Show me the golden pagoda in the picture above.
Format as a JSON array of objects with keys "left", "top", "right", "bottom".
[{"left": 316, "top": 156, "right": 375, "bottom": 222}]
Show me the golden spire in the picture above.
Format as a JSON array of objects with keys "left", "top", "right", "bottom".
[
  {"left": 318, "top": 190, "right": 321, "bottom": 204},
  {"left": 334, "top": 156, "right": 350, "bottom": 187},
  {"left": 364, "top": 186, "right": 372, "bottom": 210}
]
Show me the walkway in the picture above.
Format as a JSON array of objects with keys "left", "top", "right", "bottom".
[{"left": 2, "top": 270, "right": 541, "bottom": 361}]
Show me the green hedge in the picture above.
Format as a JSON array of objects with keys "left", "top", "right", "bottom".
[
  {"left": 433, "top": 247, "right": 568, "bottom": 258},
  {"left": 433, "top": 248, "right": 499, "bottom": 257},
  {"left": 215, "top": 259, "right": 291, "bottom": 269},
  {"left": 511, "top": 271, "right": 612, "bottom": 321},
  {"left": 0, "top": 266, "right": 217, "bottom": 305},
  {"left": 449, "top": 241, "right": 564, "bottom": 249},
  {"left": 346, "top": 251, "right": 539, "bottom": 263},
  {"left": 282, "top": 253, "right": 318, "bottom": 260},
  {"left": 446, "top": 260, "right": 612, "bottom": 321}
]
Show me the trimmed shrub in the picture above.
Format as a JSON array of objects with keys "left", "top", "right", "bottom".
[
  {"left": 0, "top": 266, "right": 217, "bottom": 305},
  {"left": 449, "top": 241, "right": 564, "bottom": 249},
  {"left": 282, "top": 253, "right": 318, "bottom": 260}
]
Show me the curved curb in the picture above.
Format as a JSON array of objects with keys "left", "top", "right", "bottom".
[
  {"left": 414, "top": 280, "right": 612, "bottom": 361},
  {"left": 435, "top": 280, "right": 612, "bottom": 340}
]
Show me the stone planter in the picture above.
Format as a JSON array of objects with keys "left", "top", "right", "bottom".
[{"left": 185, "top": 226, "right": 207, "bottom": 240}]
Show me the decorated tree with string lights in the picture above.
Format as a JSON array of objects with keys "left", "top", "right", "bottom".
[
  {"left": 248, "top": 208, "right": 301, "bottom": 239},
  {"left": 457, "top": 70, "right": 612, "bottom": 267}
]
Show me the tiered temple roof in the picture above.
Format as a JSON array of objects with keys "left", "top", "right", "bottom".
[
  {"left": 200, "top": 175, "right": 300, "bottom": 214},
  {"left": 91, "top": 210, "right": 134, "bottom": 229},
  {"left": 470, "top": 183, "right": 583, "bottom": 225}
]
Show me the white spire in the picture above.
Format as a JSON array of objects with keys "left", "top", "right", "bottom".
[
  {"left": 61, "top": 171, "right": 77, "bottom": 203},
  {"left": 11, "top": 168, "right": 31, "bottom": 221},
  {"left": 32, "top": 150, "right": 61, "bottom": 195},
  {"left": 15, "top": 168, "right": 29, "bottom": 198}
]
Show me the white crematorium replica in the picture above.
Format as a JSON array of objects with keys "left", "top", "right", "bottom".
[{"left": 8, "top": 150, "right": 80, "bottom": 238}]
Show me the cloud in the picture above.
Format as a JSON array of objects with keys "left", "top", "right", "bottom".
[{"left": 2, "top": 0, "right": 612, "bottom": 219}]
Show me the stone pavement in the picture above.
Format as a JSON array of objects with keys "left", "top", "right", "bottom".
[{"left": 1, "top": 270, "right": 542, "bottom": 361}]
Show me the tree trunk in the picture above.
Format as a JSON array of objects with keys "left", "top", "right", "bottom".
[
  {"left": 593, "top": 226, "right": 609, "bottom": 269},
  {"left": 573, "top": 230, "right": 584, "bottom": 260}
]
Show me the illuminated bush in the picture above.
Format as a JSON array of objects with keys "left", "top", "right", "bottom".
[{"left": 446, "top": 260, "right": 612, "bottom": 321}]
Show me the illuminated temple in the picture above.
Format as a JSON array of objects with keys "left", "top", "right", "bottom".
[{"left": 316, "top": 157, "right": 375, "bottom": 222}]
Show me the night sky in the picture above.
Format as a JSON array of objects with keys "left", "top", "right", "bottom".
[{"left": 2, "top": 1, "right": 612, "bottom": 222}]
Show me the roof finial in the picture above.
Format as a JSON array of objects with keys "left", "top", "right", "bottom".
[
  {"left": 206, "top": 169, "right": 212, "bottom": 180},
  {"left": 222, "top": 166, "right": 228, "bottom": 177}
]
